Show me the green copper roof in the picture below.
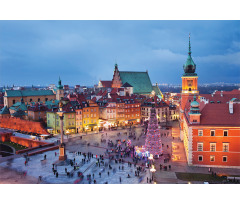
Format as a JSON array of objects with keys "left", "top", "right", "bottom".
[
  {"left": 183, "top": 34, "right": 196, "bottom": 74},
  {"left": 5, "top": 90, "right": 54, "bottom": 97},
  {"left": 9, "top": 102, "right": 28, "bottom": 111},
  {"left": 152, "top": 85, "right": 163, "bottom": 99},
  {"left": 119, "top": 71, "right": 153, "bottom": 94},
  {"left": 12, "top": 110, "right": 27, "bottom": 117},
  {"left": 57, "top": 77, "right": 63, "bottom": 90},
  {"left": 0, "top": 106, "right": 10, "bottom": 115}
]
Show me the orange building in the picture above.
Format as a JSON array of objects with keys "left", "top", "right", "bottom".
[{"left": 180, "top": 36, "right": 240, "bottom": 168}]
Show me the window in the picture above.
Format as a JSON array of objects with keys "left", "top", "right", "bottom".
[
  {"left": 224, "top": 130, "right": 228, "bottom": 137},
  {"left": 38, "top": 98, "right": 40, "bottom": 102},
  {"left": 210, "top": 156, "right": 215, "bottom": 162},
  {"left": 223, "top": 143, "right": 229, "bottom": 152},
  {"left": 210, "top": 143, "right": 216, "bottom": 152},
  {"left": 223, "top": 156, "right": 227, "bottom": 162},
  {"left": 198, "top": 155, "right": 203, "bottom": 161},
  {"left": 30, "top": 98, "right": 32, "bottom": 102},
  {"left": 197, "top": 143, "right": 203, "bottom": 151},
  {"left": 57, "top": 121, "right": 59, "bottom": 126},
  {"left": 211, "top": 130, "right": 215, "bottom": 136},
  {"left": 198, "top": 130, "right": 203, "bottom": 136},
  {"left": 47, "top": 120, "right": 50, "bottom": 124},
  {"left": 45, "top": 98, "right": 48, "bottom": 101},
  {"left": 13, "top": 100, "right": 16, "bottom": 104}
]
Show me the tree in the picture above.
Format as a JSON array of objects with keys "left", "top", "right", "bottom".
[{"left": 145, "top": 98, "right": 163, "bottom": 156}]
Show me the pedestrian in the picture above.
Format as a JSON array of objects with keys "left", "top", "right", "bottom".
[
  {"left": 93, "top": 173, "right": 94, "bottom": 179},
  {"left": 38, "top": 176, "right": 42, "bottom": 182},
  {"left": 56, "top": 172, "right": 58, "bottom": 178},
  {"left": 147, "top": 177, "right": 148, "bottom": 183},
  {"left": 99, "top": 172, "right": 101, "bottom": 178},
  {"left": 108, "top": 171, "right": 109, "bottom": 176},
  {"left": 55, "top": 152, "right": 57, "bottom": 156},
  {"left": 24, "top": 160, "right": 27, "bottom": 166},
  {"left": 44, "top": 154, "right": 46, "bottom": 160},
  {"left": 119, "top": 177, "right": 121, "bottom": 184}
]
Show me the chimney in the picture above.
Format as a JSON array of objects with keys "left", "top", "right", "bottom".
[{"left": 229, "top": 101, "right": 233, "bottom": 114}]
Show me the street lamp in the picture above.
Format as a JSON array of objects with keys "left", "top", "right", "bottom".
[
  {"left": 150, "top": 165, "right": 156, "bottom": 182},
  {"left": 57, "top": 101, "right": 67, "bottom": 161},
  {"left": 148, "top": 154, "right": 153, "bottom": 166}
]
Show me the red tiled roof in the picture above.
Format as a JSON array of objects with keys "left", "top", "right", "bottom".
[
  {"left": 198, "top": 103, "right": 240, "bottom": 126},
  {"left": 28, "top": 103, "right": 49, "bottom": 112},
  {"left": 200, "top": 89, "right": 240, "bottom": 103},
  {"left": 110, "top": 88, "right": 118, "bottom": 94},
  {"left": 96, "top": 90, "right": 103, "bottom": 96},
  {"left": 62, "top": 101, "right": 75, "bottom": 113},
  {"left": 100, "top": 80, "right": 112, "bottom": 88}
]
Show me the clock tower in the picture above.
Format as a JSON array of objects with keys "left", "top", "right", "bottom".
[
  {"left": 181, "top": 34, "right": 199, "bottom": 110},
  {"left": 180, "top": 34, "right": 199, "bottom": 140}
]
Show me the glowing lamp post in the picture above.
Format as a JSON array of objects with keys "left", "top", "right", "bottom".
[
  {"left": 57, "top": 101, "right": 67, "bottom": 161},
  {"left": 148, "top": 154, "right": 153, "bottom": 164},
  {"left": 150, "top": 165, "right": 156, "bottom": 182}
]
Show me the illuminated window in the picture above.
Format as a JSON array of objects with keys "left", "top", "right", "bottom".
[
  {"left": 224, "top": 130, "right": 228, "bottom": 137},
  {"left": 210, "top": 156, "right": 215, "bottom": 162},
  {"left": 211, "top": 130, "right": 215, "bottom": 136},
  {"left": 198, "top": 155, "right": 203, "bottom": 161},
  {"left": 197, "top": 143, "right": 203, "bottom": 151},
  {"left": 210, "top": 143, "right": 216, "bottom": 152},
  {"left": 198, "top": 130, "right": 203, "bottom": 136},
  {"left": 223, "top": 143, "right": 229, "bottom": 152},
  {"left": 223, "top": 156, "right": 227, "bottom": 162}
]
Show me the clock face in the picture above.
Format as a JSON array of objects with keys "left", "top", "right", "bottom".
[{"left": 188, "top": 80, "right": 193, "bottom": 87}]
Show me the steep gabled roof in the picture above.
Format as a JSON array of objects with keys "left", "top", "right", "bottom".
[
  {"left": 119, "top": 71, "right": 153, "bottom": 94},
  {"left": 122, "top": 82, "right": 133, "bottom": 87},
  {"left": 152, "top": 85, "right": 163, "bottom": 99},
  {"left": 100, "top": 80, "right": 112, "bottom": 88}
]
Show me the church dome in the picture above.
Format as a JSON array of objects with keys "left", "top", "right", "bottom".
[{"left": 191, "top": 100, "right": 199, "bottom": 107}]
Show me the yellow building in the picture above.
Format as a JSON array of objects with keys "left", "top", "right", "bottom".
[
  {"left": 82, "top": 100, "right": 99, "bottom": 132},
  {"left": 47, "top": 101, "right": 76, "bottom": 134}
]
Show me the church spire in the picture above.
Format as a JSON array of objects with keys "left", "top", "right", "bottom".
[{"left": 188, "top": 33, "right": 191, "bottom": 56}]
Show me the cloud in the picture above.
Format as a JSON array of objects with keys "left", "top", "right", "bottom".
[{"left": 196, "top": 52, "right": 240, "bottom": 66}]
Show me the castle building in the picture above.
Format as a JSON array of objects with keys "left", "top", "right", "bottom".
[{"left": 180, "top": 35, "right": 240, "bottom": 168}]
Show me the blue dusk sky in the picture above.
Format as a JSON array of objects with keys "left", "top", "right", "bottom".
[{"left": 0, "top": 20, "right": 239, "bottom": 87}]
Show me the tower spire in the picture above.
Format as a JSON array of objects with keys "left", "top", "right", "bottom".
[{"left": 188, "top": 33, "right": 191, "bottom": 56}]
